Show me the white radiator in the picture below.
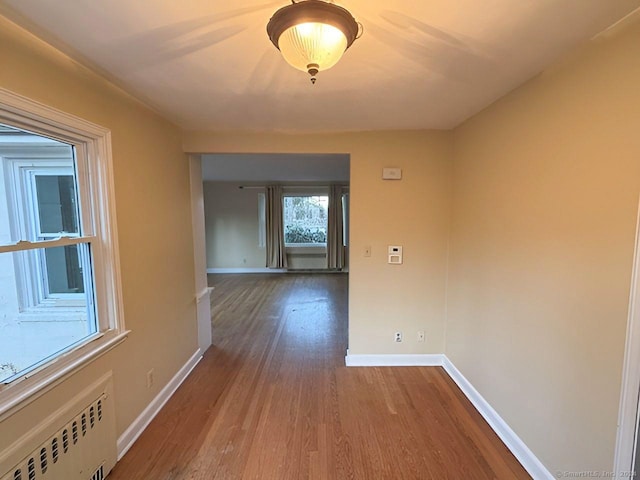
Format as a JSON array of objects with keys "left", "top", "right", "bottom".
[{"left": 0, "top": 373, "right": 117, "bottom": 480}]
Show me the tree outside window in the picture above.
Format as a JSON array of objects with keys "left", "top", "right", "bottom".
[{"left": 283, "top": 195, "right": 328, "bottom": 245}]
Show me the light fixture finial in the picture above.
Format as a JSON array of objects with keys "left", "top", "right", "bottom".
[{"left": 307, "top": 63, "right": 319, "bottom": 84}]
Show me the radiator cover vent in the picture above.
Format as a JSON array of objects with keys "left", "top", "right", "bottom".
[
  {"left": 1, "top": 374, "right": 116, "bottom": 480},
  {"left": 88, "top": 465, "right": 103, "bottom": 480}
]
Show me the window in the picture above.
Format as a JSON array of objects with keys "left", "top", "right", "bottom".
[
  {"left": 0, "top": 89, "right": 125, "bottom": 412},
  {"left": 283, "top": 195, "right": 328, "bottom": 246}
]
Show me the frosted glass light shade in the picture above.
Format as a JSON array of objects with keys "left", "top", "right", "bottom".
[
  {"left": 278, "top": 22, "right": 348, "bottom": 73},
  {"left": 267, "top": 1, "right": 360, "bottom": 83}
]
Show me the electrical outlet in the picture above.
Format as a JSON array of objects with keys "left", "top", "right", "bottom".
[
  {"left": 146, "top": 368, "right": 154, "bottom": 389},
  {"left": 417, "top": 331, "right": 425, "bottom": 342},
  {"left": 394, "top": 331, "right": 402, "bottom": 343}
]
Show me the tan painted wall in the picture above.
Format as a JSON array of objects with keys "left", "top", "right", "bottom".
[
  {"left": 0, "top": 16, "right": 198, "bottom": 449},
  {"left": 203, "top": 182, "right": 266, "bottom": 269},
  {"left": 448, "top": 18, "right": 640, "bottom": 473},
  {"left": 185, "top": 130, "right": 453, "bottom": 354}
]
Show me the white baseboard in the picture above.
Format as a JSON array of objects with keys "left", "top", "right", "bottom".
[
  {"left": 344, "top": 352, "right": 445, "bottom": 366},
  {"left": 207, "top": 268, "right": 286, "bottom": 274},
  {"left": 116, "top": 349, "right": 202, "bottom": 460},
  {"left": 206, "top": 268, "right": 347, "bottom": 274},
  {"left": 344, "top": 352, "right": 552, "bottom": 479},
  {"left": 441, "top": 357, "right": 553, "bottom": 480}
]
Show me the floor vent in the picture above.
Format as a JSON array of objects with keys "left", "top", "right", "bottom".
[{"left": 0, "top": 374, "right": 117, "bottom": 480}]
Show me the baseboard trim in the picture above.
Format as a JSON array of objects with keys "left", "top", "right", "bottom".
[
  {"left": 344, "top": 352, "right": 445, "bottom": 367},
  {"left": 206, "top": 268, "right": 347, "bottom": 274},
  {"left": 207, "top": 268, "right": 286, "bottom": 274},
  {"left": 441, "top": 357, "right": 553, "bottom": 480},
  {"left": 344, "top": 352, "right": 552, "bottom": 479},
  {"left": 116, "top": 349, "right": 202, "bottom": 460}
]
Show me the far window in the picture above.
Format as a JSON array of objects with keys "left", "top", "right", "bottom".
[{"left": 283, "top": 195, "right": 328, "bottom": 245}]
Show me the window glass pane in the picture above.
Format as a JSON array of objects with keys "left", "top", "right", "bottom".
[
  {"left": 44, "top": 245, "right": 85, "bottom": 294},
  {"left": 35, "top": 175, "right": 78, "bottom": 235},
  {"left": 283, "top": 195, "right": 328, "bottom": 244},
  {"left": 0, "top": 245, "right": 96, "bottom": 383}
]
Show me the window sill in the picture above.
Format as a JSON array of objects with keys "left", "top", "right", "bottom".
[
  {"left": 285, "top": 245, "right": 327, "bottom": 255},
  {"left": 0, "top": 330, "right": 129, "bottom": 422}
]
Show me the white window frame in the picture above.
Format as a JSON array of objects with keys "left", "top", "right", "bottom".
[
  {"left": 24, "top": 165, "right": 86, "bottom": 302},
  {"left": 3, "top": 156, "right": 87, "bottom": 310},
  {"left": 0, "top": 88, "right": 127, "bottom": 421}
]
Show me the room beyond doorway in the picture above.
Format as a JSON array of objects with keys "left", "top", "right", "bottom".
[{"left": 200, "top": 153, "right": 350, "bottom": 273}]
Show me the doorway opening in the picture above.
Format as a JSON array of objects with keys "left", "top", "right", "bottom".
[
  {"left": 200, "top": 153, "right": 350, "bottom": 274},
  {"left": 188, "top": 152, "right": 351, "bottom": 355}
]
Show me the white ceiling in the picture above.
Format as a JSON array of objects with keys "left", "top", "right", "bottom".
[
  {"left": 201, "top": 153, "right": 349, "bottom": 182},
  {"left": 1, "top": 0, "right": 639, "bottom": 133}
]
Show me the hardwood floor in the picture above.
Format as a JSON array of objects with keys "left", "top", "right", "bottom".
[{"left": 108, "top": 274, "right": 530, "bottom": 479}]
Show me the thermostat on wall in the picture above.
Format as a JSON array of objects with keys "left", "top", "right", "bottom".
[
  {"left": 388, "top": 245, "right": 403, "bottom": 264},
  {"left": 382, "top": 167, "right": 402, "bottom": 180}
]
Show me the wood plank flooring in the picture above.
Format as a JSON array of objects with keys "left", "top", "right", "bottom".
[{"left": 108, "top": 274, "right": 530, "bottom": 479}]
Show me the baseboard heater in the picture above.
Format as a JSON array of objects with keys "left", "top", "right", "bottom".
[{"left": 0, "top": 373, "right": 117, "bottom": 480}]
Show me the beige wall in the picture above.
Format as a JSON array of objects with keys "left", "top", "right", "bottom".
[
  {"left": 185, "top": 131, "right": 453, "bottom": 354},
  {"left": 203, "top": 182, "right": 266, "bottom": 269},
  {"left": 0, "top": 16, "right": 198, "bottom": 449},
  {"left": 448, "top": 18, "right": 640, "bottom": 473}
]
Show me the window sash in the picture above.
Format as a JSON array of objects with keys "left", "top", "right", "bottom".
[
  {"left": 0, "top": 237, "right": 95, "bottom": 308},
  {"left": 0, "top": 235, "right": 96, "bottom": 253}
]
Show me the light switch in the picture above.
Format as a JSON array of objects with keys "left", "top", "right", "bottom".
[{"left": 388, "top": 245, "right": 403, "bottom": 264}]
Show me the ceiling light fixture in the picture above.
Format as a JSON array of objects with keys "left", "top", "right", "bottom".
[{"left": 267, "top": 0, "right": 361, "bottom": 84}]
